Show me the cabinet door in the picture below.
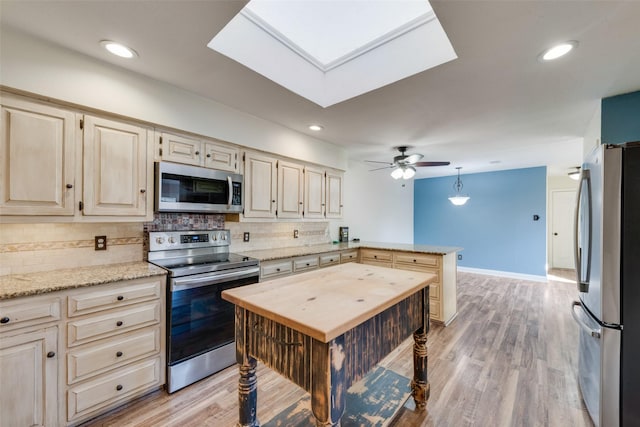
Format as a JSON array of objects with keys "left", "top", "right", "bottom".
[
  {"left": 159, "top": 132, "right": 202, "bottom": 166},
  {"left": 304, "top": 166, "right": 325, "bottom": 219},
  {"left": 0, "top": 326, "right": 58, "bottom": 426},
  {"left": 83, "top": 116, "right": 149, "bottom": 216},
  {"left": 325, "top": 171, "right": 344, "bottom": 218},
  {"left": 204, "top": 141, "right": 239, "bottom": 172},
  {"left": 277, "top": 160, "right": 303, "bottom": 219},
  {"left": 243, "top": 151, "right": 277, "bottom": 218},
  {"left": 0, "top": 96, "right": 77, "bottom": 215}
]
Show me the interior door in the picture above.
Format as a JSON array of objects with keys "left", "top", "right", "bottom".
[{"left": 551, "top": 190, "right": 576, "bottom": 268}]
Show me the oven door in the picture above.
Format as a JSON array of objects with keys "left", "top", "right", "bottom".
[{"left": 167, "top": 267, "right": 259, "bottom": 366}]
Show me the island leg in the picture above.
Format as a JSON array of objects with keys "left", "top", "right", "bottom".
[
  {"left": 411, "top": 327, "right": 429, "bottom": 410},
  {"left": 236, "top": 306, "right": 259, "bottom": 427},
  {"left": 311, "top": 336, "right": 346, "bottom": 427}
]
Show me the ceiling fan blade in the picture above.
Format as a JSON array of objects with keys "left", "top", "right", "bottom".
[
  {"left": 368, "top": 165, "right": 395, "bottom": 171},
  {"left": 364, "top": 160, "right": 394, "bottom": 165},
  {"left": 414, "top": 161, "right": 451, "bottom": 167},
  {"left": 404, "top": 153, "right": 424, "bottom": 164}
]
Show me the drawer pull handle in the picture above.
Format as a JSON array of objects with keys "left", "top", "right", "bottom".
[
  {"left": 66, "top": 183, "right": 73, "bottom": 189},
  {"left": 116, "top": 321, "right": 123, "bottom": 327},
  {"left": 306, "top": 263, "right": 310, "bottom": 266},
  {"left": 116, "top": 351, "right": 123, "bottom": 357},
  {"left": 413, "top": 259, "right": 417, "bottom": 263},
  {"left": 330, "top": 259, "right": 334, "bottom": 262},
  {"left": 276, "top": 268, "right": 280, "bottom": 272},
  {"left": 140, "top": 189, "right": 146, "bottom": 194},
  {"left": 0, "top": 317, "right": 9, "bottom": 324},
  {"left": 374, "top": 255, "right": 377, "bottom": 259},
  {"left": 116, "top": 384, "right": 123, "bottom": 391},
  {"left": 46, "top": 351, "right": 56, "bottom": 358},
  {"left": 117, "top": 295, "right": 124, "bottom": 301}
]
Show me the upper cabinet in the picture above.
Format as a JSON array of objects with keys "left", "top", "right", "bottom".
[
  {"left": 0, "top": 96, "right": 78, "bottom": 216},
  {"left": 243, "top": 151, "right": 344, "bottom": 220},
  {"left": 243, "top": 151, "right": 277, "bottom": 218},
  {"left": 158, "top": 131, "right": 239, "bottom": 173},
  {"left": 82, "top": 116, "right": 151, "bottom": 217},
  {"left": 0, "top": 93, "right": 154, "bottom": 221}
]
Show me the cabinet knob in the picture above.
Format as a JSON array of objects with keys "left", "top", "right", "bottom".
[
  {"left": 306, "top": 263, "right": 310, "bottom": 266},
  {"left": 116, "top": 321, "right": 123, "bottom": 327},
  {"left": 195, "top": 151, "right": 200, "bottom": 155},
  {"left": 47, "top": 351, "right": 56, "bottom": 358},
  {"left": 206, "top": 153, "right": 211, "bottom": 158},
  {"left": 0, "top": 317, "right": 9, "bottom": 324},
  {"left": 272, "top": 200, "right": 276, "bottom": 203},
  {"left": 413, "top": 259, "right": 417, "bottom": 263},
  {"left": 276, "top": 268, "right": 281, "bottom": 272},
  {"left": 116, "top": 384, "right": 123, "bottom": 391},
  {"left": 117, "top": 295, "right": 124, "bottom": 301},
  {"left": 116, "top": 351, "right": 123, "bottom": 358},
  {"left": 66, "top": 184, "right": 73, "bottom": 189},
  {"left": 374, "top": 255, "right": 377, "bottom": 259},
  {"left": 140, "top": 189, "right": 146, "bottom": 194}
]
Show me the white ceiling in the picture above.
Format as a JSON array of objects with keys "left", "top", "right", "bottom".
[{"left": 1, "top": 1, "right": 639, "bottom": 178}]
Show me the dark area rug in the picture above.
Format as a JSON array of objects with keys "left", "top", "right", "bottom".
[{"left": 263, "top": 366, "right": 411, "bottom": 427}]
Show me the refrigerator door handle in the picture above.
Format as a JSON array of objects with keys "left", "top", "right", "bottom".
[
  {"left": 571, "top": 301, "right": 601, "bottom": 339},
  {"left": 574, "top": 169, "right": 592, "bottom": 292}
]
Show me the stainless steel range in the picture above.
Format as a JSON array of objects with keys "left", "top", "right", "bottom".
[{"left": 147, "top": 229, "right": 259, "bottom": 393}]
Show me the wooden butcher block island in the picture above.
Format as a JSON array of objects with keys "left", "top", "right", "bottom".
[{"left": 222, "top": 262, "right": 436, "bottom": 427}]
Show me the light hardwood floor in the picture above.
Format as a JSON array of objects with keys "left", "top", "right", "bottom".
[{"left": 83, "top": 270, "right": 594, "bottom": 427}]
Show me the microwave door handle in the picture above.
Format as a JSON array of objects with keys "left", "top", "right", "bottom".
[{"left": 227, "top": 176, "right": 233, "bottom": 206}]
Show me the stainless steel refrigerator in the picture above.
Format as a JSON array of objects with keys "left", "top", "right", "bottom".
[{"left": 572, "top": 142, "right": 640, "bottom": 426}]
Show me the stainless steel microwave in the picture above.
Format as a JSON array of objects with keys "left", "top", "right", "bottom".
[{"left": 154, "top": 162, "right": 243, "bottom": 213}]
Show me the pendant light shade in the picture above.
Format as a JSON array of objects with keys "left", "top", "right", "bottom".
[{"left": 448, "top": 167, "right": 470, "bottom": 206}]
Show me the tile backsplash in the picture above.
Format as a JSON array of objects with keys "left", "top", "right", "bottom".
[{"left": 1, "top": 213, "right": 331, "bottom": 276}]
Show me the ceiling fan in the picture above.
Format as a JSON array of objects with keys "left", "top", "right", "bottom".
[{"left": 365, "top": 146, "right": 450, "bottom": 179}]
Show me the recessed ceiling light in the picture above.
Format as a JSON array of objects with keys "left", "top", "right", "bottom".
[
  {"left": 308, "top": 124, "right": 323, "bottom": 131},
  {"left": 539, "top": 41, "right": 578, "bottom": 61},
  {"left": 100, "top": 40, "right": 138, "bottom": 59}
]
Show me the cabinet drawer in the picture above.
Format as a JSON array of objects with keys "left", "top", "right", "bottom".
[
  {"left": 67, "top": 356, "right": 162, "bottom": 422},
  {"left": 360, "top": 249, "right": 392, "bottom": 262},
  {"left": 260, "top": 260, "right": 293, "bottom": 280},
  {"left": 68, "top": 301, "right": 161, "bottom": 347},
  {"left": 68, "top": 278, "right": 162, "bottom": 317},
  {"left": 68, "top": 327, "right": 160, "bottom": 384},
  {"left": 394, "top": 252, "right": 441, "bottom": 268},
  {"left": 340, "top": 250, "right": 358, "bottom": 263},
  {"left": 0, "top": 296, "right": 61, "bottom": 332},
  {"left": 319, "top": 253, "right": 340, "bottom": 267},
  {"left": 293, "top": 256, "right": 319, "bottom": 272}
]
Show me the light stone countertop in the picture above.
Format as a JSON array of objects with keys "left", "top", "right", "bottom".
[
  {"left": 238, "top": 241, "right": 462, "bottom": 262},
  {"left": 0, "top": 262, "right": 167, "bottom": 300}
]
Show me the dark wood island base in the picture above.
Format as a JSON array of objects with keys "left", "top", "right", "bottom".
[{"left": 223, "top": 263, "right": 436, "bottom": 427}]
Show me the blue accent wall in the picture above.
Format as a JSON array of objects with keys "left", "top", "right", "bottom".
[
  {"left": 602, "top": 90, "right": 640, "bottom": 144},
  {"left": 414, "top": 167, "right": 547, "bottom": 276}
]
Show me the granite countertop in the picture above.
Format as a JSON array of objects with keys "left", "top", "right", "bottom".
[
  {"left": 0, "top": 262, "right": 167, "bottom": 300},
  {"left": 239, "top": 241, "right": 461, "bottom": 262}
]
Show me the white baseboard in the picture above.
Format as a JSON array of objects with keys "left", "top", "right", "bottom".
[{"left": 457, "top": 266, "right": 548, "bottom": 282}]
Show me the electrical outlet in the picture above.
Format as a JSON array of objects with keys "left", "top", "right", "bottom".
[
  {"left": 457, "top": 254, "right": 462, "bottom": 260},
  {"left": 243, "top": 232, "right": 250, "bottom": 242},
  {"left": 95, "top": 235, "right": 107, "bottom": 251},
  {"left": 293, "top": 229, "right": 299, "bottom": 238}
]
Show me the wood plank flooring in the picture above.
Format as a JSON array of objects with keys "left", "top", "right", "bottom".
[{"left": 83, "top": 270, "right": 594, "bottom": 427}]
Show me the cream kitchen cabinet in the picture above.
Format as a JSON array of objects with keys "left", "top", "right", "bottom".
[
  {"left": 277, "top": 160, "right": 304, "bottom": 219},
  {"left": 82, "top": 115, "right": 151, "bottom": 217},
  {"left": 158, "top": 131, "right": 239, "bottom": 173},
  {"left": 0, "top": 94, "right": 78, "bottom": 216},
  {"left": 325, "top": 170, "right": 344, "bottom": 219},
  {"left": 0, "top": 93, "right": 154, "bottom": 221},
  {"left": 303, "top": 166, "right": 344, "bottom": 219},
  {"left": 0, "top": 294, "right": 62, "bottom": 427},
  {"left": 243, "top": 151, "right": 278, "bottom": 218},
  {"left": 64, "top": 276, "right": 165, "bottom": 426}
]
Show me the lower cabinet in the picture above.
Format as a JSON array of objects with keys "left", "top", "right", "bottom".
[
  {"left": 0, "top": 275, "right": 166, "bottom": 427},
  {"left": 0, "top": 326, "right": 59, "bottom": 427},
  {"left": 259, "top": 250, "right": 353, "bottom": 281}
]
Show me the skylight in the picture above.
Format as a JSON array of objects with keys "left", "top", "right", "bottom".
[{"left": 208, "top": 0, "right": 457, "bottom": 108}]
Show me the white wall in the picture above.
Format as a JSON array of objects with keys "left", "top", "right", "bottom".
[
  {"left": 335, "top": 159, "right": 414, "bottom": 243},
  {"left": 0, "top": 27, "right": 347, "bottom": 171},
  {"left": 583, "top": 101, "right": 602, "bottom": 157}
]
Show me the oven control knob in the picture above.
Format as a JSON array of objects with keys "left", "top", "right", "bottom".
[
  {"left": 168, "top": 236, "right": 176, "bottom": 244},
  {"left": 212, "top": 234, "right": 217, "bottom": 241},
  {"left": 221, "top": 234, "right": 227, "bottom": 241},
  {"left": 155, "top": 237, "right": 165, "bottom": 245}
]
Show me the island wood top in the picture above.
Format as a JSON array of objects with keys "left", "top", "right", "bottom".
[{"left": 222, "top": 263, "right": 436, "bottom": 343}]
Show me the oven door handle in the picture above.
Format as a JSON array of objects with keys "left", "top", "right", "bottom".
[{"left": 171, "top": 267, "right": 260, "bottom": 292}]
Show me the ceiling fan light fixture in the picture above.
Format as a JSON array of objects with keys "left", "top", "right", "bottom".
[
  {"left": 402, "top": 166, "right": 416, "bottom": 179},
  {"left": 449, "top": 167, "right": 470, "bottom": 206},
  {"left": 391, "top": 167, "right": 404, "bottom": 179}
]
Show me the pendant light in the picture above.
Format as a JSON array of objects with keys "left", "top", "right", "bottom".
[{"left": 448, "top": 167, "right": 470, "bottom": 206}]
